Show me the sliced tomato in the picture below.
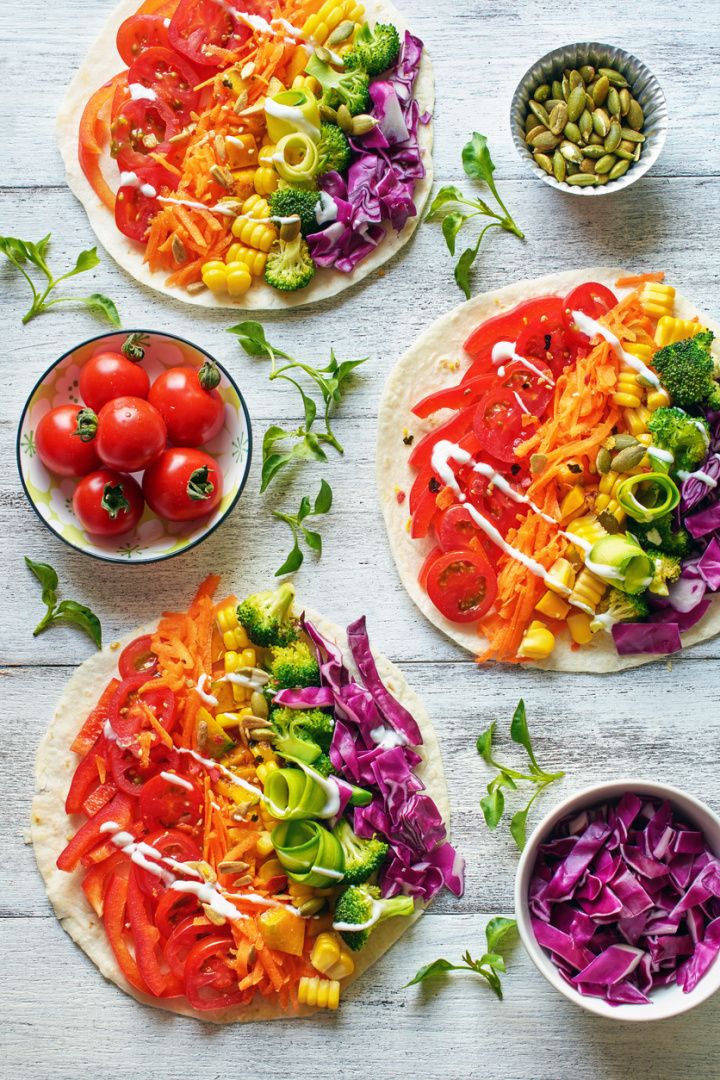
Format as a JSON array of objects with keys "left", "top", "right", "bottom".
[
  {"left": 184, "top": 934, "right": 245, "bottom": 1011},
  {"left": 425, "top": 549, "right": 498, "bottom": 623},
  {"left": 155, "top": 888, "right": 200, "bottom": 939},
  {"left": 109, "top": 741, "right": 179, "bottom": 796},
  {"left": 140, "top": 773, "right": 204, "bottom": 831},
  {"left": 562, "top": 281, "right": 618, "bottom": 347},
  {"left": 116, "top": 13, "right": 171, "bottom": 65},
  {"left": 119, "top": 635, "right": 159, "bottom": 679},
  {"left": 437, "top": 504, "right": 488, "bottom": 553},
  {"left": 104, "top": 870, "right": 149, "bottom": 992},
  {"left": 408, "top": 404, "right": 476, "bottom": 470},
  {"left": 115, "top": 184, "right": 161, "bottom": 242},
  {"left": 463, "top": 475, "right": 528, "bottom": 538},
  {"left": 110, "top": 97, "right": 180, "bottom": 173},
  {"left": 168, "top": 0, "right": 251, "bottom": 67},
  {"left": 472, "top": 388, "right": 527, "bottom": 463},
  {"left": 109, "top": 674, "right": 176, "bottom": 741},
  {"left": 82, "top": 850, "right": 126, "bottom": 916},
  {"left": 128, "top": 47, "right": 201, "bottom": 121},
  {"left": 56, "top": 792, "right": 134, "bottom": 872},
  {"left": 127, "top": 869, "right": 182, "bottom": 997},
  {"left": 514, "top": 314, "right": 575, "bottom": 379},
  {"left": 463, "top": 296, "right": 564, "bottom": 370},
  {"left": 65, "top": 736, "right": 109, "bottom": 815},
  {"left": 134, "top": 828, "right": 201, "bottom": 901},
  {"left": 164, "top": 915, "right": 219, "bottom": 979},
  {"left": 418, "top": 546, "right": 442, "bottom": 591},
  {"left": 500, "top": 357, "right": 555, "bottom": 416},
  {"left": 411, "top": 373, "right": 495, "bottom": 419}
]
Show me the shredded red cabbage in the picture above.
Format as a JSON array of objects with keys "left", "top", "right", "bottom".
[{"left": 529, "top": 794, "right": 720, "bottom": 1003}]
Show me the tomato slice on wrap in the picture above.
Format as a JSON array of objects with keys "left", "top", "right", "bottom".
[
  {"left": 163, "top": 915, "right": 219, "bottom": 980},
  {"left": 462, "top": 295, "right": 564, "bottom": 373},
  {"left": 111, "top": 97, "right": 180, "bottom": 173},
  {"left": 425, "top": 549, "right": 498, "bottom": 623},
  {"left": 472, "top": 387, "right": 529, "bottom": 463},
  {"left": 184, "top": 934, "right": 246, "bottom": 1011},
  {"left": 119, "top": 634, "right": 159, "bottom": 679},
  {"left": 500, "top": 357, "right": 554, "bottom": 418},
  {"left": 116, "top": 13, "right": 171, "bottom": 66},
  {"left": 562, "top": 282, "right": 618, "bottom": 347},
  {"left": 168, "top": 0, "right": 256, "bottom": 66},
  {"left": 127, "top": 46, "right": 202, "bottom": 121},
  {"left": 411, "top": 373, "right": 495, "bottom": 419},
  {"left": 139, "top": 772, "right": 204, "bottom": 831},
  {"left": 437, "top": 504, "right": 490, "bottom": 554},
  {"left": 133, "top": 827, "right": 201, "bottom": 900}
]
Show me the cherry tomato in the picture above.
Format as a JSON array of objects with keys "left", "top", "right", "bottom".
[
  {"left": 148, "top": 363, "right": 225, "bottom": 446},
  {"left": 73, "top": 468, "right": 144, "bottom": 537},
  {"left": 463, "top": 474, "right": 528, "bottom": 538},
  {"left": 96, "top": 396, "right": 167, "bottom": 472},
  {"left": 437, "top": 504, "right": 488, "bottom": 553},
  {"left": 183, "top": 934, "right": 245, "bottom": 1011},
  {"left": 425, "top": 549, "right": 498, "bottom": 623},
  {"left": 143, "top": 448, "right": 222, "bottom": 522},
  {"left": 128, "top": 47, "right": 201, "bottom": 121},
  {"left": 463, "top": 296, "right": 564, "bottom": 372},
  {"left": 515, "top": 315, "right": 575, "bottom": 379},
  {"left": 111, "top": 97, "right": 180, "bottom": 173},
  {"left": 164, "top": 916, "right": 219, "bottom": 980},
  {"left": 115, "top": 184, "right": 160, "bottom": 242},
  {"left": 418, "top": 545, "right": 442, "bottom": 591},
  {"left": 35, "top": 405, "right": 100, "bottom": 478},
  {"left": 472, "top": 388, "right": 527, "bottom": 463},
  {"left": 109, "top": 741, "right": 179, "bottom": 796},
  {"left": 155, "top": 889, "right": 200, "bottom": 940},
  {"left": 139, "top": 772, "right": 204, "bottom": 831},
  {"left": 119, "top": 634, "right": 158, "bottom": 678},
  {"left": 116, "top": 13, "right": 170, "bottom": 65},
  {"left": 134, "top": 827, "right": 201, "bottom": 901},
  {"left": 500, "top": 357, "right": 555, "bottom": 417},
  {"left": 562, "top": 282, "right": 618, "bottom": 347},
  {"left": 109, "top": 673, "right": 177, "bottom": 742},
  {"left": 80, "top": 350, "right": 151, "bottom": 411},
  {"left": 168, "top": 0, "right": 253, "bottom": 67}
]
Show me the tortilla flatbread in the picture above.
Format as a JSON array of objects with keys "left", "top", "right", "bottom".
[
  {"left": 377, "top": 267, "right": 720, "bottom": 672},
  {"left": 57, "top": 0, "right": 434, "bottom": 310},
  {"left": 32, "top": 607, "right": 450, "bottom": 1022}
]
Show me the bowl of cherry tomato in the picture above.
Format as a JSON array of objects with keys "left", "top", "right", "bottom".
[{"left": 17, "top": 330, "right": 252, "bottom": 563}]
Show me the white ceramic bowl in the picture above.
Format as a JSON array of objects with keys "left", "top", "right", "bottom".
[
  {"left": 515, "top": 779, "right": 720, "bottom": 1021},
  {"left": 510, "top": 43, "right": 668, "bottom": 196},
  {"left": 17, "top": 330, "right": 252, "bottom": 564}
]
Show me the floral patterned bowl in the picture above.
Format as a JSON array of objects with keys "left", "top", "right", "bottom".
[{"left": 17, "top": 330, "right": 252, "bottom": 564}]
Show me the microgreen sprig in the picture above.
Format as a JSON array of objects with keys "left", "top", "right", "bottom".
[
  {"left": 405, "top": 917, "right": 517, "bottom": 1000},
  {"left": 273, "top": 480, "right": 333, "bottom": 576},
  {"left": 477, "top": 700, "right": 565, "bottom": 850},
  {"left": 0, "top": 234, "right": 119, "bottom": 326},
  {"left": 227, "top": 321, "right": 366, "bottom": 492},
  {"left": 426, "top": 132, "right": 524, "bottom": 299},
  {"left": 25, "top": 556, "right": 102, "bottom": 648}
]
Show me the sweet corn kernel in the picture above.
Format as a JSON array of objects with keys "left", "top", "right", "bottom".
[
  {"left": 546, "top": 557, "right": 576, "bottom": 595},
  {"left": 201, "top": 259, "right": 227, "bottom": 292},
  {"left": 623, "top": 405, "right": 651, "bottom": 437},
  {"left": 217, "top": 604, "right": 239, "bottom": 633},
  {"left": 535, "top": 590, "right": 571, "bottom": 621},
  {"left": 240, "top": 647, "right": 256, "bottom": 667},
  {"left": 310, "top": 932, "right": 341, "bottom": 975},
  {"left": 297, "top": 976, "right": 340, "bottom": 1009},
  {"left": 640, "top": 282, "right": 675, "bottom": 320},
  {"left": 517, "top": 620, "right": 556, "bottom": 660},
  {"left": 623, "top": 342, "right": 654, "bottom": 362},
  {"left": 326, "top": 945, "right": 355, "bottom": 980},
  {"left": 646, "top": 387, "right": 671, "bottom": 411},
  {"left": 569, "top": 568, "right": 607, "bottom": 614},
  {"left": 559, "top": 484, "right": 586, "bottom": 522},
  {"left": 225, "top": 260, "right": 252, "bottom": 297},
  {"left": 567, "top": 611, "right": 594, "bottom": 645},
  {"left": 654, "top": 316, "right": 706, "bottom": 348},
  {"left": 256, "top": 831, "right": 274, "bottom": 857},
  {"left": 565, "top": 514, "right": 607, "bottom": 549}
]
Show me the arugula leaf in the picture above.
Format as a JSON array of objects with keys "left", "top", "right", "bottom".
[
  {"left": 1, "top": 235, "right": 119, "bottom": 325},
  {"left": 425, "top": 185, "right": 468, "bottom": 220},
  {"left": 25, "top": 556, "right": 101, "bottom": 647},
  {"left": 272, "top": 480, "right": 333, "bottom": 576},
  {"left": 404, "top": 918, "right": 517, "bottom": 999}
]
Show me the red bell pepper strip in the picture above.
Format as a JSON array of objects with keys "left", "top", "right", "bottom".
[
  {"left": 65, "top": 737, "right": 108, "bottom": 815},
  {"left": 56, "top": 792, "right": 134, "bottom": 872},
  {"left": 82, "top": 780, "right": 118, "bottom": 818},
  {"left": 408, "top": 405, "right": 476, "bottom": 471},
  {"left": 78, "top": 75, "right": 125, "bottom": 213},
  {"left": 411, "top": 373, "right": 495, "bottom": 419},
  {"left": 103, "top": 871, "right": 149, "bottom": 993},
  {"left": 462, "top": 295, "right": 564, "bottom": 366},
  {"left": 82, "top": 850, "right": 126, "bottom": 916},
  {"left": 71, "top": 678, "right": 120, "bottom": 756},
  {"left": 126, "top": 869, "right": 182, "bottom": 998}
]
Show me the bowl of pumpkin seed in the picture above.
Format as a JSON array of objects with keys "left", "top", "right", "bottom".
[{"left": 510, "top": 43, "right": 667, "bottom": 194}]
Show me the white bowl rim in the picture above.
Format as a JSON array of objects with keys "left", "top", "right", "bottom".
[{"left": 514, "top": 778, "right": 720, "bottom": 1022}]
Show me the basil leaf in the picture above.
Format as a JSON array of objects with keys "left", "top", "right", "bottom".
[
  {"left": 480, "top": 787, "right": 504, "bottom": 830},
  {"left": 476, "top": 722, "right": 495, "bottom": 763},
  {"left": 261, "top": 451, "right": 293, "bottom": 492},
  {"left": 69, "top": 248, "right": 100, "bottom": 277},
  {"left": 442, "top": 212, "right": 467, "bottom": 257},
  {"left": 227, "top": 320, "right": 276, "bottom": 358},
  {"left": 83, "top": 293, "right": 121, "bottom": 327},
  {"left": 404, "top": 958, "right": 460, "bottom": 987},
  {"left": 314, "top": 478, "right": 333, "bottom": 515},
  {"left": 302, "top": 527, "right": 322, "bottom": 554},
  {"left": 25, "top": 556, "right": 58, "bottom": 609},
  {"left": 462, "top": 131, "right": 497, "bottom": 190},
  {"left": 296, "top": 495, "right": 312, "bottom": 522},
  {"left": 274, "top": 538, "right": 304, "bottom": 577},
  {"left": 0, "top": 236, "right": 34, "bottom": 265},
  {"left": 454, "top": 244, "right": 477, "bottom": 300},
  {"left": 53, "top": 600, "right": 102, "bottom": 648},
  {"left": 485, "top": 917, "right": 517, "bottom": 955},
  {"left": 489, "top": 771, "right": 517, "bottom": 792},
  {"left": 509, "top": 698, "right": 540, "bottom": 772},
  {"left": 425, "top": 185, "right": 466, "bottom": 220},
  {"left": 297, "top": 432, "right": 328, "bottom": 461}
]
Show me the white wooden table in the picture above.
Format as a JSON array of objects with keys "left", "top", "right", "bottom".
[{"left": 2, "top": 1, "right": 720, "bottom": 1076}]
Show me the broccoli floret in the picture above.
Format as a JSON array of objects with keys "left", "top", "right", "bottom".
[
  {"left": 344, "top": 22, "right": 401, "bottom": 77},
  {"left": 332, "top": 818, "right": 389, "bottom": 885},
  {"left": 648, "top": 406, "right": 710, "bottom": 473},
  {"left": 269, "top": 705, "right": 333, "bottom": 767},
  {"left": 629, "top": 514, "right": 694, "bottom": 559},
  {"left": 269, "top": 640, "right": 320, "bottom": 689},
  {"left": 305, "top": 54, "right": 371, "bottom": 116},
  {"left": 237, "top": 584, "right": 298, "bottom": 647},
  {"left": 653, "top": 331, "right": 720, "bottom": 411},
  {"left": 269, "top": 187, "right": 321, "bottom": 238},
  {"left": 590, "top": 587, "right": 650, "bottom": 632},
  {"left": 334, "top": 883, "right": 414, "bottom": 951},
  {"left": 646, "top": 548, "right": 682, "bottom": 596},
  {"left": 316, "top": 122, "right": 351, "bottom": 177},
  {"left": 264, "top": 234, "right": 316, "bottom": 292}
]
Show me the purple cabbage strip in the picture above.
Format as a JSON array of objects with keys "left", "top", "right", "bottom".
[
  {"left": 529, "top": 793, "right": 720, "bottom": 1004},
  {"left": 612, "top": 622, "right": 682, "bottom": 656},
  {"left": 273, "top": 686, "right": 335, "bottom": 709}
]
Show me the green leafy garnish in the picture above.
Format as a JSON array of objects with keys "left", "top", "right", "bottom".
[
  {"left": 273, "top": 480, "right": 333, "bottom": 576},
  {"left": 25, "top": 556, "right": 102, "bottom": 648},
  {"left": 227, "top": 321, "right": 366, "bottom": 492},
  {"left": 477, "top": 700, "right": 564, "bottom": 850},
  {"left": 405, "top": 917, "right": 517, "bottom": 1000},
  {"left": 426, "top": 133, "right": 524, "bottom": 299},
  {"left": 0, "top": 234, "right": 120, "bottom": 325}
]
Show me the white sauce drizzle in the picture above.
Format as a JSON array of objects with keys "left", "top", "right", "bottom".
[
  {"left": 195, "top": 672, "right": 219, "bottom": 706},
  {"left": 333, "top": 899, "right": 385, "bottom": 933},
  {"left": 370, "top": 725, "right": 408, "bottom": 749},
  {"left": 647, "top": 446, "right": 674, "bottom": 466},
  {"left": 311, "top": 865, "right": 345, "bottom": 881},
  {"left": 118, "top": 170, "right": 158, "bottom": 198},
  {"left": 169, "top": 879, "right": 248, "bottom": 920},
  {"left": 220, "top": 666, "right": 269, "bottom": 691},
  {"left": 677, "top": 467, "right": 718, "bottom": 488},
  {"left": 490, "top": 341, "right": 555, "bottom": 387},
  {"left": 128, "top": 82, "right": 157, "bottom": 102},
  {"left": 291, "top": 759, "right": 341, "bottom": 817},
  {"left": 157, "top": 195, "right": 238, "bottom": 217},
  {"left": 315, "top": 190, "right": 338, "bottom": 226},
  {"left": 160, "top": 771, "right": 194, "bottom": 791},
  {"left": 162, "top": 16, "right": 170, "bottom": 27},
  {"left": 571, "top": 310, "right": 661, "bottom": 388}
]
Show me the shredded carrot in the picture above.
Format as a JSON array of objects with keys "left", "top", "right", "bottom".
[
  {"left": 615, "top": 271, "right": 665, "bottom": 287},
  {"left": 95, "top": 755, "right": 107, "bottom": 784}
]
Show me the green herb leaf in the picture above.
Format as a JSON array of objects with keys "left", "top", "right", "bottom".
[
  {"left": 509, "top": 698, "right": 540, "bottom": 772},
  {"left": 53, "top": 600, "right": 103, "bottom": 648},
  {"left": 485, "top": 917, "right": 517, "bottom": 955},
  {"left": 67, "top": 248, "right": 100, "bottom": 278},
  {"left": 314, "top": 478, "right": 333, "bottom": 515},
  {"left": 509, "top": 804, "right": 531, "bottom": 851},
  {"left": 25, "top": 556, "right": 101, "bottom": 648},
  {"left": 302, "top": 527, "right": 322, "bottom": 554},
  {"left": 403, "top": 958, "right": 460, "bottom": 987},
  {"left": 462, "top": 131, "right": 497, "bottom": 189},
  {"left": 82, "top": 293, "right": 121, "bottom": 326},
  {"left": 406, "top": 917, "right": 517, "bottom": 998},
  {"left": 425, "top": 185, "right": 467, "bottom": 220},
  {"left": 480, "top": 787, "right": 504, "bottom": 829},
  {"left": 227, "top": 320, "right": 279, "bottom": 358},
  {"left": 272, "top": 480, "right": 333, "bottom": 576},
  {"left": 476, "top": 722, "right": 496, "bottom": 763},
  {"left": 24, "top": 556, "right": 58, "bottom": 609},
  {"left": 454, "top": 244, "right": 478, "bottom": 300},
  {"left": 274, "top": 538, "right": 304, "bottom": 577},
  {"left": 441, "top": 212, "right": 467, "bottom": 257}
]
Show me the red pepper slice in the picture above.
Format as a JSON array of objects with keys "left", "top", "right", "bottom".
[
  {"left": 65, "top": 736, "right": 109, "bottom": 815},
  {"left": 463, "top": 295, "right": 564, "bottom": 367},
  {"left": 411, "top": 373, "right": 495, "bottom": 419},
  {"left": 82, "top": 849, "right": 126, "bottom": 916},
  {"left": 408, "top": 404, "right": 476, "bottom": 471},
  {"left": 82, "top": 780, "right": 117, "bottom": 818},
  {"left": 78, "top": 76, "right": 125, "bottom": 213},
  {"left": 57, "top": 792, "right": 134, "bottom": 872},
  {"left": 127, "top": 869, "right": 183, "bottom": 998},
  {"left": 103, "top": 870, "right": 149, "bottom": 992},
  {"left": 71, "top": 678, "right": 120, "bottom": 756}
]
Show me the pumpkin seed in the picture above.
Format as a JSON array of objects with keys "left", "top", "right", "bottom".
[
  {"left": 528, "top": 99, "right": 550, "bottom": 125},
  {"left": 604, "top": 120, "right": 622, "bottom": 152},
  {"left": 299, "top": 898, "right": 326, "bottom": 917},
  {"left": 579, "top": 110, "right": 593, "bottom": 140},
  {"left": 251, "top": 691, "right": 268, "bottom": 718},
  {"left": 534, "top": 83, "right": 551, "bottom": 103},
  {"left": 559, "top": 140, "right": 583, "bottom": 164},
  {"left": 566, "top": 173, "right": 599, "bottom": 186},
  {"left": 609, "top": 158, "right": 631, "bottom": 180},
  {"left": 320, "top": 103, "right": 338, "bottom": 123},
  {"left": 592, "top": 108, "right": 610, "bottom": 137},
  {"left": 619, "top": 88, "right": 631, "bottom": 116},
  {"left": 598, "top": 510, "right": 621, "bottom": 533},
  {"left": 563, "top": 121, "right": 581, "bottom": 143},
  {"left": 525, "top": 114, "right": 536, "bottom": 134},
  {"left": 569, "top": 69, "right": 584, "bottom": 91},
  {"left": 613, "top": 443, "right": 647, "bottom": 472},
  {"left": 526, "top": 124, "right": 547, "bottom": 145},
  {"left": 566, "top": 162, "right": 581, "bottom": 176},
  {"left": 552, "top": 79, "right": 563, "bottom": 100},
  {"left": 533, "top": 150, "right": 553, "bottom": 174},
  {"left": 596, "top": 447, "right": 612, "bottom": 474},
  {"left": 589, "top": 133, "right": 604, "bottom": 145},
  {"left": 579, "top": 64, "right": 596, "bottom": 83},
  {"left": 209, "top": 164, "right": 234, "bottom": 189},
  {"left": 615, "top": 147, "right": 636, "bottom": 161},
  {"left": 545, "top": 99, "right": 564, "bottom": 111},
  {"left": 531, "top": 130, "right": 561, "bottom": 151},
  {"left": 327, "top": 19, "right": 355, "bottom": 46},
  {"left": 566, "top": 85, "right": 586, "bottom": 122},
  {"left": 634, "top": 143, "right": 642, "bottom": 162},
  {"left": 530, "top": 453, "right": 548, "bottom": 474},
  {"left": 607, "top": 87, "right": 621, "bottom": 118},
  {"left": 171, "top": 235, "right": 187, "bottom": 264},
  {"left": 626, "top": 98, "right": 644, "bottom": 130},
  {"left": 585, "top": 93, "right": 596, "bottom": 112},
  {"left": 583, "top": 144, "right": 607, "bottom": 159},
  {"left": 336, "top": 104, "right": 354, "bottom": 133},
  {"left": 596, "top": 173, "right": 610, "bottom": 185},
  {"left": 580, "top": 157, "right": 596, "bottom": 174},
  {"left": 553, "top": 150, "right": 566, "bottom": 182},
  {"left": 549, "top": 101, "right": 568, "bottom": 134},
  {"left": 599, "top": 67, "right": 629, "bottom": 88},
  {"left": 591, "top": 75, "right": 610, "bottom": 105},
  {"left": 561, "top": 73, "right": 570, "bottom": 100},
  {"left": 620, "top": 127, "right": 645, "bottom": 143},
  {"left": 314, "top": 45, "right": 331, "bottom": 64},
  {"left": 609, "top": 434, "right": 639, "bottom": 451},
  {"left": 279, "top": 216, "right": 302, "bottom": 241},
  {"left": 595, "top": 153, "right": 617, "bottom": 174},
  {"left": 351, "top": 114, "right": 379, "bottom": 136}
]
